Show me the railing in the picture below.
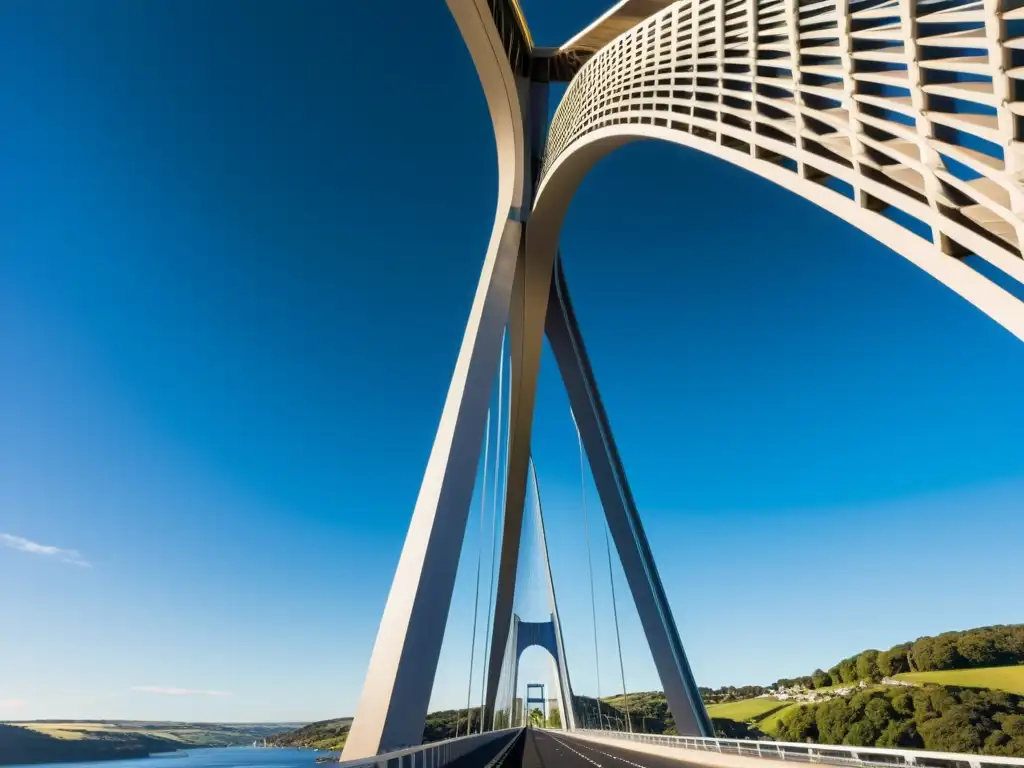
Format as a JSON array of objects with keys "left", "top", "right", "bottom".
[
  {"left": 337, "top": 728, "right": 520, "bottom": 768},
  {"left": 572, "top": 729, "right": 1024, "bottom": 768}
]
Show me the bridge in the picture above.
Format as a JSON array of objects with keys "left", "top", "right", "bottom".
[{"left": 337, "top": 0, "right": 1024, "bottom": 767}]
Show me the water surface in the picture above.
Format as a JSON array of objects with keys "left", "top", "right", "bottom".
[{"left": 9, "top": 747, "right": 336, "bottom": 768}]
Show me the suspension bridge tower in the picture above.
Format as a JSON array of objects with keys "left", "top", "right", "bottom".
[{"left": 340, "top": 0, "right": 712, "bottom": 757}]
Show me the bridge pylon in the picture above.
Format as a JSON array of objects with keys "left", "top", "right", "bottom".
[{"left": 340, "top": 1, "right": 711, "bottom": 759}]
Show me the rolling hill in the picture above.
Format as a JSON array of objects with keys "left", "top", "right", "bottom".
[
  {"left": 267, "top": 717, "right": 353, "bottom": 751},
  {"left": 0, "top": 720, "right": 300, "bottom": 766}
]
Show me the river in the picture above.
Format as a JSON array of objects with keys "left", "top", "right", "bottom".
[{"left": 7, "top": 748, "right": 339, "bottom": 768}]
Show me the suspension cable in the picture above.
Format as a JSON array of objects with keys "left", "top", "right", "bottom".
[
  {"left": 460, "top": 409, "right": 491, "bottom": 738},
  {"left": 497, "top": 339, "right": 513, "bottom": 727},
  {"left": 572, "top": 410, "right": 603, "bottom": 731},
  {"left": 479, "top": 330, "right": 506, "bottom": 732},
  {"left": 530, "top": 457, "right": 575, "bottom": 731},
  {"left": 604, "top": 521, "right": 632, "bottom": 732}
]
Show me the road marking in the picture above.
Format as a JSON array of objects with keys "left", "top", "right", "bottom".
[
  {"left": 545, "top": 732, "right": 605, "bottom": 768},
  {"left": 561, "top": 736, "right": 651, "bottom": 768},
  {"left": 485, "top": 731, "right": 523, "bottom": 768}
]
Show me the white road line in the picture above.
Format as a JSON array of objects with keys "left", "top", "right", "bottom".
[
  {"left": 561, "top": 736, "right": 652, "bottom": 768},
  {"left": 485, "top": 731, "right": 522, "bottom": 768},
  {"left": 545, "top": 732, "right": 605, "bottom": 768}
]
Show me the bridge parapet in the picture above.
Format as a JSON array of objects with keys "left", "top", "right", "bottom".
[
  {"left": 337, "top": 728, "right": 520, "bottom": 768},
  {"left": 568, "top": 729, "right": 1024, "bottom": 768}
]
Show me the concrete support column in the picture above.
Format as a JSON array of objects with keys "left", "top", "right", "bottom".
[
  {"left": 544, "top": 257, "right": 713, "bottom": 738},
  {"left": 342, "top": 217, "right": 522, "bottom": 758}
]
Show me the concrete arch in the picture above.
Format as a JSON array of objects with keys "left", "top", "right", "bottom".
[
  {"left": 532, "top": 124, "right": 1024, "bottom": 341},
  {"left": 535, "top": 0, "right": 1024, "bottom": 342},
  {"left": 445, "top": 0, "right": 527, "bottom": 217},
  {"left": 531, "top": 125, "right": 1024, "bottom": 340}
]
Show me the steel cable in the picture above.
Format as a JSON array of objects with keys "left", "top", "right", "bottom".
[
  {"left": 460, "top": 408, "right": 491, "bottom": 738},
  {"left": 572, "top": 410, "right": 603, "bottom": 730},
  {"left": 605, "top": 522, "right": 632, "bottom": 732}
]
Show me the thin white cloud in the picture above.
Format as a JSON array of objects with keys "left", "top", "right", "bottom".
[
  {"left": 0, "top": 533, "right": 90, "bottom": 567},
  {"left": 132, "top": 686, "right": 233, "bottom": 697},
  {"left": 0, "top": 699, "right": 26, "bottom": 709}
]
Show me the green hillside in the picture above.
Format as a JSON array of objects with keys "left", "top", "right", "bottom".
[
  {"left": 0, "top": 720, "right": 298, "bottom": 766},
  {"left": 771, "top": 684, "right": 1024, "bottom": 756},
  {"left": 267, "top": 717, "right": 353, "bottom": 751},
  {"left": 895, "top": 666, "right": 1024, "bottom": 695},
  {"left": 773, "top": 625, "right": 1024, "bottom": 693},
  {"left": 265, "top": 710, "right": 483, "bottom": 752},
  {"left": 706, "top": 698, "right": 789, "bottom": 723},
  {"left": 11, "top": 720, "right": 295, "bottom": 746},
  {"left": 0, "top": 724, "right": 178, "bottom": 766}
]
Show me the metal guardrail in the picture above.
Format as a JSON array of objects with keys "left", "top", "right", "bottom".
[
  {"left": 572, "top": 729, "right": 1024, "bottom": 768},
  {"left": 337, "top": 728, "right": 520, "bottom": 768}
]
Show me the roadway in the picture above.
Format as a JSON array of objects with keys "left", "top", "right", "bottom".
[{"left": 518, "top": 728, "right": 700, "bottom": 768}]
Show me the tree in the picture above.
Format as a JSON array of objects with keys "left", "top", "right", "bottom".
[
  {"left": 1000, "top": 714, "right": 1024, "bottom": 740},
  {"left": 864, "top": 697, "right": 894, "bottom": 728},
  {"left": 843, "top": 720, "right": 882, "bottom": 747},
  {"left": 529, "top": 708, "right": 544, "bottom": 727},
  {"left": 816, "top": 699, "right": 858, "bottom": 744},
  {"left": 856, "top": 650, "right": 881, "bottom": 682},
  {"left": 777, "top": 706, "right": 818, "bottom": 743},
  {"left": 838, "top": 658, "right": 858, "bottom": 684},
  {"left": 812, "top": 669, "right": 833, "bottom": 689},
  {"left": 828, "top": 666, "right": 842, "bottom": 686},
  {"left": 876, "top": 721, "right": 923, "bottom": 749},
  {"left": 892, "top": 693, "right": 914, "bottom": 717},
  {"left": 917, "top": 705, "right": 988, "bottom": 753},
  {"left": 913, "top": 635, "right": 964, "bottom": 671},
  {"left": 547, "top": 708, "right": 562, "bottom": 729},
  {"left": 877, "top": 645, "right": 911, "bottom": 677},
  {"left": 957, "top": 634, "right": 1000, "bottom": 668}
]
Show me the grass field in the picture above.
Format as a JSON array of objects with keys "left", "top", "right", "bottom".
[
  {"left": 894, "top": 665, "right": 1024, "bottom": 694},
  {"left": 706, "top": 698, "right": 791, "bottom": 723},
  {"left": 23, "top": 724, "right": 190, "bottom": 742},
  {"left": 22, "top": 725, "right": 89, "bottom": 740}
]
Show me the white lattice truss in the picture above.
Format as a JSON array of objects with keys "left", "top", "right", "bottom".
[{"left": 538, "top": 0, "right": 1024, "bottom": 339}]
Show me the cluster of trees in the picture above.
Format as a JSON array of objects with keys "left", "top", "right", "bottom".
[
  {"left": 423, "top": 707, "right": 489, "bottom": 742},
  {"left": 774, "top": 651, "right": 911, "bottom": 691},
  {"left": 786, "top": 625, "right": 1024, "bottom": 691},
  {"left": 581, "top": 691, "right": 677, "bottom": 734},
  {"left": 909, "top": 626, "right": 1024, "bottom": 672},
  {"left": 267, "top": 717, "right": 352, "bottom": 751},
  {"left": 773, "top": 685, "right": 1024, "bottom": 757}
]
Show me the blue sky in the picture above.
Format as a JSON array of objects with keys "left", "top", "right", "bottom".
[{"left": 2, "top": 0, "right": 1023, "bottom": 724}]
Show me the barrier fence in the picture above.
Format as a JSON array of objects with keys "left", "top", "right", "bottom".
[
  {"left": 337, "top": 728, "right": 520, "bottom": 768},
  {"left": 572, "top": 728, "right": 1024, "bottom": 768}
]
